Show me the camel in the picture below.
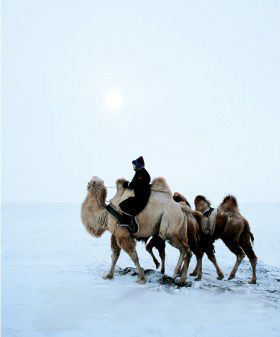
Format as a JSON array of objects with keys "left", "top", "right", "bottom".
[
  {"left": 81, "top": 176, "right": 193, "bottom": 284},
  {"left": 108, "top": 178, "right": 166, "bottom": 274},
  {"left": 172, "top": 193, "right": 220, "bottom": 281},
  {"left": 190, "top": 195, "right": 257, "bottom": 284}
]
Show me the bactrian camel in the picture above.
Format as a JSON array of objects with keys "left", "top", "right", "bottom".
[
  {"left": 81, "top": 176, "right": 194, "bottom": 284},
  {"left": 192, "top": 195, "right": 257, "bottom": 284}
]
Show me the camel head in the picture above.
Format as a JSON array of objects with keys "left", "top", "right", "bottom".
[
  {"left": 194, "top": 195, "right": 211, "bottom": 213},
  {"left": 87, "top": 176, "right": 104, "bottom": 191},
  {"left": 173, "top": 192, "right": 191, "bottom": 207},
  {"left": 87, "top": 176, "right": 107, "bottom": 208}
]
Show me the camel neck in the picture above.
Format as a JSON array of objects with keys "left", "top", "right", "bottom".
[{"left": 85, "top": 193, "right": 105, "bottom": 212}]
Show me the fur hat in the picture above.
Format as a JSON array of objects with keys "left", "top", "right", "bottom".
[{"left": 132, "top": 156, "right": 145, "bottom": 170}]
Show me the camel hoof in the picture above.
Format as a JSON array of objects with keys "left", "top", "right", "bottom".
[
  {"left": 228, "top": 274, "right": 235, "bottom": 280},
  {"left": 194, "top": 276, "right": 202, "bottom": 281},
  {"left": 249, "top": 279, "right": 256, "bottom": 284},
  {"left": 103, "top": 274, "right": 113, "bottom": 280},
  {"left": 136, "top": 278, "right": 146, "bottom": 285},
  {"left": 155, "top": 262, "right": 160, "bottom": 269},
  {"left": 175, "top": 277, "right": 187, "bottom": 285},
  {"left": 190, "top": 272, "right": 197, "bottom": 277},
  {"left": 217, "top": 274, "right": 224, "bottom": 280}
]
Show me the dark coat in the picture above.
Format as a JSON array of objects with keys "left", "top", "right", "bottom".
[
  {"left": 128, "top": 168, "right": 151, "bottom": 199},
  {"left": 120, "top": 168, "right": 151, "bottom": 216}
]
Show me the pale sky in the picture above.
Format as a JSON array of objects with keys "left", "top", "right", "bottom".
[{"left": 2, "top": 0, "right": 280, "bottom": 204}]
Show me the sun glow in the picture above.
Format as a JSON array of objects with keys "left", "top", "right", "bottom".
[{"left": 104, "top": 89, "right": 124, "bottom": 111}]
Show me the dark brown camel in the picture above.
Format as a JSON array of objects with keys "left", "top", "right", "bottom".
[
  {"left": 191, "top": 195, "right": 257, "bottom": 284},
  {"left": 173, "top": 192, "right": 218, "bottom": 281},
  {"left": 141, "top": 235, "right": 166, "bottom": 274}
]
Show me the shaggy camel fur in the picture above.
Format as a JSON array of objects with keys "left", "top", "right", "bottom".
[
  {"left": 191, "top": 195, "right": 257, "bottom": 284},
  {"left": 81, "top": 176, "right": 193, "bottom": 284}
]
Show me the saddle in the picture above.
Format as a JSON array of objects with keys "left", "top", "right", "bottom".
[
  {"left": 106, "top": 204, "right": 139, "bottom": 234},
  {"left": 119, "top": 187, "right": 151, "bottom": 217},
  {"left": 201, "top": 208, "right": 217, "bottom": 236}
]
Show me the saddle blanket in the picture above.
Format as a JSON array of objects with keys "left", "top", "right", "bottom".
[{"left": 201, "top": 208, "right": 217, "bottom": 236}]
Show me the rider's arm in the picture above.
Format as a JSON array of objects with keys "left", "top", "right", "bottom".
[
  {"left": 126, "top": 169, "right": 150, "bottom": 189},
  {"left": 128, "top": 172, "right": 138, "bottom": 189},
  {"left": 142, "top": 169, "right": 151, "bottom": 185}
]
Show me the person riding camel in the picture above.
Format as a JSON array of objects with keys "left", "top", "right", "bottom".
[{"left": 119, "top": 156, "right": 151, "bottom": 232}]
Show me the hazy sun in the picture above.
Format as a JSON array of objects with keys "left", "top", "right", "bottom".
[{"left": 104, "top": 89, "right": 124, "bottom": 111}]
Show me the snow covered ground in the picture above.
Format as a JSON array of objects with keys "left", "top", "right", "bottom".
[{"left": 2, "top": 203, "right": 280, "bottom": 337}]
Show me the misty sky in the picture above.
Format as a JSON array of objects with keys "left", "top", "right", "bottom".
[{"left": 2, "top": 0, "right": 280, "bottom": 204}]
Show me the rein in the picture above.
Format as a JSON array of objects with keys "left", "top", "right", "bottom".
[
  {"left": 106, "top": 185, "right": 169, "bottom": 193},
  {"left": 150, "top": 188, "right": 169, "bottom": 193}
]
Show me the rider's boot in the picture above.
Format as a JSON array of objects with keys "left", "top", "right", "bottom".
[{"left": 119, "top": 213, "right": 138, "bottom": 233}]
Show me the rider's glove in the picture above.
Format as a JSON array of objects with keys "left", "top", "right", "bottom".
[{"left": 122, "top": 181, "right": 129, "bottom": 189}]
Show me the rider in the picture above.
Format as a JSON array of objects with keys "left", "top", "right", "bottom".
[{"left": 119, "top": 156, "right": 151, "bottom": 232}]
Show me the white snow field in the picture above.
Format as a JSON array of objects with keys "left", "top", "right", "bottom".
[{"left": 2, "top": 203, "right": 280, "bottom": 337}]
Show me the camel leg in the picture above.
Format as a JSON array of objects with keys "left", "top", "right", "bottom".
[
  {"left": 158, "top": 246, "right": 166, "bottom": 274},
  {"left": 193, "top": 255, "right": 203, "bottom": 281},
  {"left": 174, "top": 218, "right": 192, "bottom": 283},
  {"left": 129, "top": 250, "right": 146, "bottom": 284},
  {"left": 116, "top": 229, "right": 146, "bottom": 284},
  {"left": 173, "top": 250, "right": 185, "bottom": 278},
  {"left": 205, "top": 248, "right": 224, "bottom": 280},
  {"left": 152, "top": 235, "right": 166, "bottom": 274},
  {"left": 240, "top": 237, "right": 258, "bottom": 284},
  {"left": 146, "top": 238, "right": 160, "bottom": 269},
  {"left": 223, "top": 239, "right": 245, "bottom": 280},
  {"left": 176, "top": 250, "right": 193, "bottom": 284},
  {"left": 189, "top": 241, "right": 204, "bottom": 281},
  {"left": 189, "top": 256, "right": 200, "bottom": 276},
  {"left": 103, "top": 234, "right": 121, "bottom": 280}
]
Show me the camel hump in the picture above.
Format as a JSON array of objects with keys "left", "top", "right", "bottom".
[
  {"left": 115, "top": 178, "right": 128, "bottom": 187},
  {"left": 220, "top": 194, "right": 239, "bottom": 212},
  {"left": 151, "top": 177, "right": 172, "bottom": 195}
]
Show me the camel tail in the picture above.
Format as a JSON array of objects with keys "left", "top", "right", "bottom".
[{"left": 243, "top": 218, "right": 254, "bottom": 244}]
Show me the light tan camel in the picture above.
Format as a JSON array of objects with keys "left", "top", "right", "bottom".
[{"left": 81, "top": 176, "right": 192, "bottom": 284}]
